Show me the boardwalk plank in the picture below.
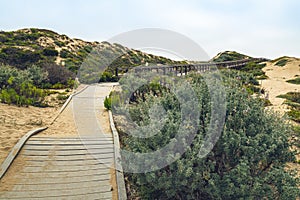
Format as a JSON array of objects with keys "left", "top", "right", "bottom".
[
  {"left": 20, "top": 163, "right": 112, "bottom": 172},
  {"left": 22, "top": 148, "right": 113, "bottom": 156},
  {"left": 0, "top": 188, "right": 112, "bottom": 199},
  {"left": 22, "top": 144, "right": 113, "bottom": 150},
  {"left": 8, "top": 180, "right": 111, "bottom": 191},
  {"left": 10, "top": 174, "right": 110, "bottom": 184},
  {"left": 18, "top": 154, "right": 114, "bottom": 162},
  {"left": 26, "top": 140, "right": 113, "bottom": 145}
]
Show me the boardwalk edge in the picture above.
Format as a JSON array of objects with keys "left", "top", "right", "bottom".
[
  {"left": 0, "top": 127, "right": 48, "bottom": 179},
  {"left": 109, "top": 110, "right": 127, "bottom": 200}
]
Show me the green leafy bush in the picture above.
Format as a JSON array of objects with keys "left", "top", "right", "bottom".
[
  {"left": 42, "top": 62, "right": 75, "bottom": 85},
  {"left": 0, "top": 47, "right": 42, "bottom": 69},
  {"left": 104, "top": 96, "right": 111, "bottom": 110},
  {"left": 288, "top": 110, "right": 300, "bottom": 123},
  {"left": 287, "top": 77, "right": 300, "bottom": 85},
  {"left": 275, "top": 59, "right": 288, "bottom": 67},
  {"left": 60, "top": 49, "right": 72, "bottom": 58},
  {"left": 99, "top": 71, "right": 118, "bottom": 82},
  {"left": 0, "top": 64, "right": 47, "bottom": 106},
  {"left": 54, "top": 40, "right": 65, "bottom": 47},
  {"left": 0, "top": 82, "right": 45, "bottom": 106},
  {"left": 236, "top": 62, "right": 267, "bottom": 79},
  {"left": 42, "top": 47, "right": 58, "bottom": 57},
  {"left": 118, "top": 72, "right": 299, "bottom": 199},
  {"left": 104, "top": 91, "right": 121, "bottom": 110},
  {"left": 57, "top": 94, "right": 69, "bottom": 101},
  {"left": 277, "top": 92, "right": 300, "bottom": 104}
]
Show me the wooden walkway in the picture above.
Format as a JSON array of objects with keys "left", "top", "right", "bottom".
[
  {"left": 115, "top": 58, "right": 269, "bottom": 77},
  {"left": 0, "top": 84, "right": 119, "bottom": 199},
  {"left": 0, "top": 136, "right": 114, "bottom": 199}
]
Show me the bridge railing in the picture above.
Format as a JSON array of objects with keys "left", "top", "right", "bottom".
[{"left": 114, "top": 58, "right": 269, "bottom": 78}]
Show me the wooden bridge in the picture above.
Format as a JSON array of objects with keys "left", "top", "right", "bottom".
[{"left": 115, "top": 58, "right": 268, "bottom": 77}]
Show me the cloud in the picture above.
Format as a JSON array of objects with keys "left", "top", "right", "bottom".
[{"left": 0, "top": 0, "right": 299, "bottom": 59}]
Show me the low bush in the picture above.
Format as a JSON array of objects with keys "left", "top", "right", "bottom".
[
  {"left": 0, "top": 82, "right": 45, "bottom": 106},
  {"left": 287, "top": 77, "right": 300, "bottom": 85},
  {"left": 42, "top": 47, "right": 58, "bottom": 57},
  {"left": 104, "top": 91, "right": 121, "bottom": 110},
  {"left": 104, "top": 96, "right": 111, "bottom": 110},
  {"left": 277, "top": 92, "right": 300, "bottom": 104},
  {"left": 99, "top": 71, "right": 118, "bottom": 82},
  {"left": 57, "top": 94, "right": 69, "bottom": 101},
  {"left": 275, "top": 59, "right": 288, "bottom": 67}
]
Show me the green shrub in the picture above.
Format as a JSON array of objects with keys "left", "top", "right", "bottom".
[
  {"left": 42, "top": 62, "right": 75, "bottom": 85},
  {"left": 60, "top": 49, "right": 71, "bottom": 58},
  {"left": 104, "top": 91, "right": 121, "bottom": 110},
  {"left": 277, "top": 92, "right": 300, "bottom": 104},
  {"left": 287, "top": 77, "right": 300, "bottom": 85},
  {"left": 54, "top": 40, "right": 65, "bottom": 47},
  {"left": 99, "top": 71, "right": 118, "bottom": 82},
  {"left": 238, "top": 62, "right": 267, "bottom": 79},
  {"left": 275, "top": 59, "right": 288, "bottom": 67},
  {"left": 51, "top": 83, "right": 65, "bottom": 89},
  {"left": 287, "top": 109, "right": 300, "bottom": 123},
  {"left": 118, "top": 72, "right": 299, "bottom": 199},
  {"left": 57, "top": 94, "right": 69, "bottom": 101},
  {"left": 104, "top": 96, "right": 111, "bottom": 110},
  {"left": 0, "top": 47, "right": 42, "bottom": 69},
  {"left": 0, "top": 82, "right": 45, "bottom": 107},
  {"left": 42, "top": 47, "right": 58, "bottom": 57}
]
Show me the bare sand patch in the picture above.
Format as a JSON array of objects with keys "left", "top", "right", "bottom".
[
  {"left": 38, "top": 103, "right": 77, "bottom": 137},
  {"left": 262, "top": 57, "right": 300, "bottom": 114},
  {"left": 0, "top": 103, "right": 58, "bottom": 164}
]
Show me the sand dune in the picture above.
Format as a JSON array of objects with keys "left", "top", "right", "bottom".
[{"left": 262, "top": 57, "right": 300, "bottom": 114}]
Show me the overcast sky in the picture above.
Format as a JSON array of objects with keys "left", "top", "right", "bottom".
[{"left": 1, "top": 0, "right": 299, "bottom": 59}]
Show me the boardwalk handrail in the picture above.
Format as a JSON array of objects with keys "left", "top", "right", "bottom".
[{"left": 115, "top": 58, "right": 269, "bottom": 77}]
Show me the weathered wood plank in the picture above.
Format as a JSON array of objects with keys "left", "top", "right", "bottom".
[
  {"left": 14, "top": 158, "right": 114, "bottom": 167},
  {"left": 22, "top": 148, "right": 113, "bottom": 156},
  {"left": 7, "top": 179, "right": 110, "bottom": 191},
  {"left": 21, "top": 164, "right": 112, "bottom": 172},
  {"left": 22, "top": 144, "right": 113, "bottom": 150},
  {"left": 18, "top": 170, "right": 109, "bottom": 178},
  {"left": 10, "top": 174, "right": 110, "bottom": 184},
  {"left": 0, "top": 188, "right": 112, "bottom": 199},
  {"left": 26, "top": 140, "right": 113, "bottom": 145},
  {"left": 18, "top": 154, "right": 114, "bottom": 161},
  {"left": 0, "top": 193, "right": 112, "bottom": 200}
]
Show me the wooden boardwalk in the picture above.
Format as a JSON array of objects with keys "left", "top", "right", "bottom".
[
  {"left": 0, "top": 136, "right": 114, "bottom": 199},
  {"left": 0, "top": 84, "right": 119, "bottom": 200}
]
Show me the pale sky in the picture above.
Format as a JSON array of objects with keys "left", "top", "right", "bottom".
[{"left": 0, "top": 0, "right": 299, "bottom": 59}]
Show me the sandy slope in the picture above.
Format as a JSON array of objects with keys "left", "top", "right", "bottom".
[
  {"left": 262, "top": 57, "right": 300, "bottom": 114},
  {"left": 0, "top": 104, "right": 59, "bottom": 164}
]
